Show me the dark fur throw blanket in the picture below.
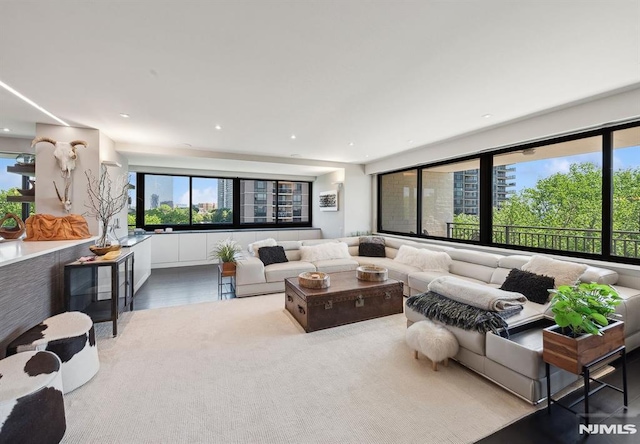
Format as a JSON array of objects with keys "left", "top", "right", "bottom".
[{"left": 406, "top": 291, "right": 523, "bottom": 335}]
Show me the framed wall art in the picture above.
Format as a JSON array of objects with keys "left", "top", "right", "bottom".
[{"left": 319, "top": 190, "right": 338, "bottom": 211}]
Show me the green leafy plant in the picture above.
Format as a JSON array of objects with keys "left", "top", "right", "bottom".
[
  {"left": 549, "top": 282, "right": 622, "bottom": 337},
  {"left": 211, "top": 238, "right": 242, "bottom": 263}
]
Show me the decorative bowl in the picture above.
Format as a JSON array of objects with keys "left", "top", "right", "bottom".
[
  {"left": 89, "top": 244, "right": 121, "bottom": 256},
  {"left": 0, "top": 213, "right": 26, "bottom": 240},
  {"left": 356, "top": 265, "right": 388, "bottom": 282},
  {"left": 298, "top": 271, "right": 330, "bottom": 289}
]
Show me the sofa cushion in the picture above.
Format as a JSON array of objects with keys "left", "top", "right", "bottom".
[
  {"left": 258, "top": 246, "right": 288, "bottom": 267},
  {"left": 522, "top": 255, "right": 587, "bottom": 287},
  {"left": 313, "top": 258, "right": 359, "bottom": 273},
  {"left": 299, "top": 242, "right": 350, "bottom": 262},
  {"left": 264, "top": 261, "right": 316, "bottom": 283},
  {"left": 358, "top": 236, "right": 386, "bottom": 257},
  {"left": 500, "top": 269, "right": 555, "bottom": 304},
  {"left": 394, "top": 245, "right": 452, "bottom": 272},
  {"left": 248, "top": 238, "right": 277, "bottom": 256}
]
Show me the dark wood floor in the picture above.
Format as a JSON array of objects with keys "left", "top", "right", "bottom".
[
  {"left": 133, "top": 266, "right": 639, "bottom": 443},
  {"left": 133, "top": 265, "right": 234, "bottom": 310},
  {"left": 477, "top": 348, "right": 640, "bottom": 444}
]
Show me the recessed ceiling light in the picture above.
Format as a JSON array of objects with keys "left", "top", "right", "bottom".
[
  {"left": 365, "top": 155, "right": 369, "bottom": 158},
  {"left": 483, "top": 114, "right": 492, "bottom": 118},
  {"left": 290, "top": 134, "right": 296, "bottom": 140},
  {"left": 119, "top": 113, "right": 130, "bottom": 118},
  {"left": 407, "top": 139, "right": 413, "bottom": 143},
  {"left": 349, "top": 142, "right": 354, "bottom": 146},
  {"left": 0, "top": 78, "right": 69, "bottom": 126},
  {"left": 215, "top": 125, "right": 222, "bottom": 130},
  {"left": 2, "top": 128, "right": 10, "bottom": 132}
]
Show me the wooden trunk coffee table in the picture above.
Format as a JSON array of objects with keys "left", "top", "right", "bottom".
[{"left": 284, "top": 271, "right": 403, "bottom": 332}]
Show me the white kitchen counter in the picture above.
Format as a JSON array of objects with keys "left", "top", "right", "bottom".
[{"left": 0, "top": 237, "right": 97, "bottom": 267}]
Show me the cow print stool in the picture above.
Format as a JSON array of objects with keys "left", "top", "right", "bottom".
[
  {"left": 8, "top": 312, "right": 100, "bottom": 394},
  {"left": 0, "top": 350, "right": 66, "bottom": 444}
]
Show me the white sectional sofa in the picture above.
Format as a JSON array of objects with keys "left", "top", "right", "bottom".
[{"left": 236, "top": 235, "right": 640, "bottom": 403}]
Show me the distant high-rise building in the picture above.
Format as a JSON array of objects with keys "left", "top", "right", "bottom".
[
  {"left": 239, "top": 180, "right": 309, "bottom": 223},
  {"left": 217, "top": 179, "right": 233, "bottom": 210},
  {"left": 453, "top": 166, "right": 515, "bottom": 215},
  {"left": 145, "top": 176, "right": 174, "bottom": 209}
]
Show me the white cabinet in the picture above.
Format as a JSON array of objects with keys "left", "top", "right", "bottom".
[
  {"left": 179, "top": 233, "right": 208, "bottom": 262},
  {"left": 122, "top": 237, "right": 152, "bottom": 292},
  {"left": 150, "top": 234, "right": 179, "bottom": 265},
  {"left": 150, "top": 229, "right": 321, "bottom": 269}
]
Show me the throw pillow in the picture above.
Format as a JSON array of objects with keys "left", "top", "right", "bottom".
[
  {"left": 299, "top": 242, "right": 351, "bottom": 262},
  {"left": 248, "top": 238, "right": 277, "bottom": 256},
  {"left": 500, "top": 268, "right": 555, "bottom": 304},
  {"left": 522, "top": 255, "right": 587, "bottom": 287},
  {"left": 359, "top": 236, "right": 386, "bottom": 257},
  {"left": 394, "top": 245, "right": 452, "bottom": 272},
  {"left": 258, "top": 246, "right": 289, "bottom": 267}
]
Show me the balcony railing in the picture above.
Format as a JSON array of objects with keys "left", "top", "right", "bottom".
[{"left": 445, "top": 222, "right": 640, "bottom": 258}]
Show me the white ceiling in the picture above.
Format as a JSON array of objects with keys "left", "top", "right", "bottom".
[{"left": 0, "top": 1, "right": 639, "bottom": 177}]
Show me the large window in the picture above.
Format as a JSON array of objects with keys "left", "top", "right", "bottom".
[
  {"left": 240, "top": 179, "right": 309, "bottom": 224},
  {"left": 0, "top": 153, "right": 34, "bottom": 221},
  {"left": 422, "top": 160, "right": 480, "bottom": 239},
  {"left": 136, "top": 174, "right": 311, "bottom": 230},
  {"left": 380, "top": 169, "right": 417, "bottom": 234},
  {"left": 613, "top": 126, "right": 640, "bottom": 259},
  {"left": 492, "top": 136, "right": 602, "bottom": 254},
  {"left": 377, "top": 121, "right": 640, "bottom": 264}
]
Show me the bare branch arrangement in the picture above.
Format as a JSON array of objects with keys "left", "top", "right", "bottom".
[{"left": 85, "top": 165, "right": 129, "bottom": 248}]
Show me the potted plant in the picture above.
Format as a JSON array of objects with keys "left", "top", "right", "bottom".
[
  {"left": 85, "top": 165, "right": 129, "bottom": 255},
  {"left": 211, "top": 238, "right": 242, "bottom": 273},
  {"left": 543, "top": 282, "right": 624, "bottom": 373}
]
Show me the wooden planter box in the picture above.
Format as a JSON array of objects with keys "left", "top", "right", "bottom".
[{"left": 542, "top": 320, "right": 624, "bottom": 374}]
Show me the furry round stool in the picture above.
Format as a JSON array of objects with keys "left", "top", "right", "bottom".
[
  {"left": 0, "top": 351, "right": 66, "bottom": 443},
  {"left": 7, "top": 312, "right": 100, "bottom": 394},
  {"left": 406, "top": 320, "right": 459, "bottom": 371}
]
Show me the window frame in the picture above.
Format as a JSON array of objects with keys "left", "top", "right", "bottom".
[
  {"left": 135, "top": 174, "right": 313, "bottom": 231},
  {"left": 377, "top": 120, "right": 640, "bottom": 266}
]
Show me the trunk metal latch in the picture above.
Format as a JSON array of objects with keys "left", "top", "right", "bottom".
[{"left": 355, "top": 295, "right": 364, "bottom": 307}]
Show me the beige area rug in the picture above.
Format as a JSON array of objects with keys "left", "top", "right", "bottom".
[{"left": 62, "top": 294, "right": 535, "bottom": 444}]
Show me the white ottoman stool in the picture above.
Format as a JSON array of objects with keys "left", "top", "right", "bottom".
[
  {"left": 7, "top": 312, "right": 100, "bottom": 394},
  {"left": 0, "top": 350, "right": 66, "bottom": 443},
  {"left": 406, "top": 320, "right": 459, "bottom": 371}
]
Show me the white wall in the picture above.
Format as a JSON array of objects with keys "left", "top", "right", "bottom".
[
  {"left": 313, "top": 170, "right": 343, "bottom": 238},
  {"left": 99, "top": 132, "right": 129, "bottom": 240},
  {"left": 312, "top": 165, "right": 372, "bottom": 238},
  {"left": 342, "top": 164, "right": 372, "bottom": 236},
  {"left": 0, "top": 136, "right": 32, "bottom": 154},
  {"left": 366, "top": 86, "right": 640, "bottom": 175}
]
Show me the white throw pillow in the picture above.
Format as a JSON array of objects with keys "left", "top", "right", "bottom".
[
  {"left": 299, "top": 242, "right": 351, "bottom": 262},
  {"left": 521, "top": 255, "right": 587, "bottom": 287},
  {"left": 248, "top": 238, "right": 277, "bottom": 256},
  {"left": 394, "top": 245, "right": 451, "bottom": 272}
]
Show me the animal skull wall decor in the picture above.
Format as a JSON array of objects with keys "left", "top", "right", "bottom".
[
  {"left": 53, "top": 179, "right": 72, "bottom": 213},
  {"left": 31, "top": 136, "right": 87, "bottom": 177}
]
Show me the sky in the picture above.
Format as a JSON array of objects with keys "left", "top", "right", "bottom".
[{"left": 511, "top": 145, "right": 640, "bottom": 191}]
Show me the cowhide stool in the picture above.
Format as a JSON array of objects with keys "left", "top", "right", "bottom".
[
  {"left": 406, "top": 320, "right": 459, "bottom": 371},
  {"left": 8, "top": 312, "right": 100, "bottom": 394},
  {"left": 0, "top": 350, "right": 66, "bottom": 444}
]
